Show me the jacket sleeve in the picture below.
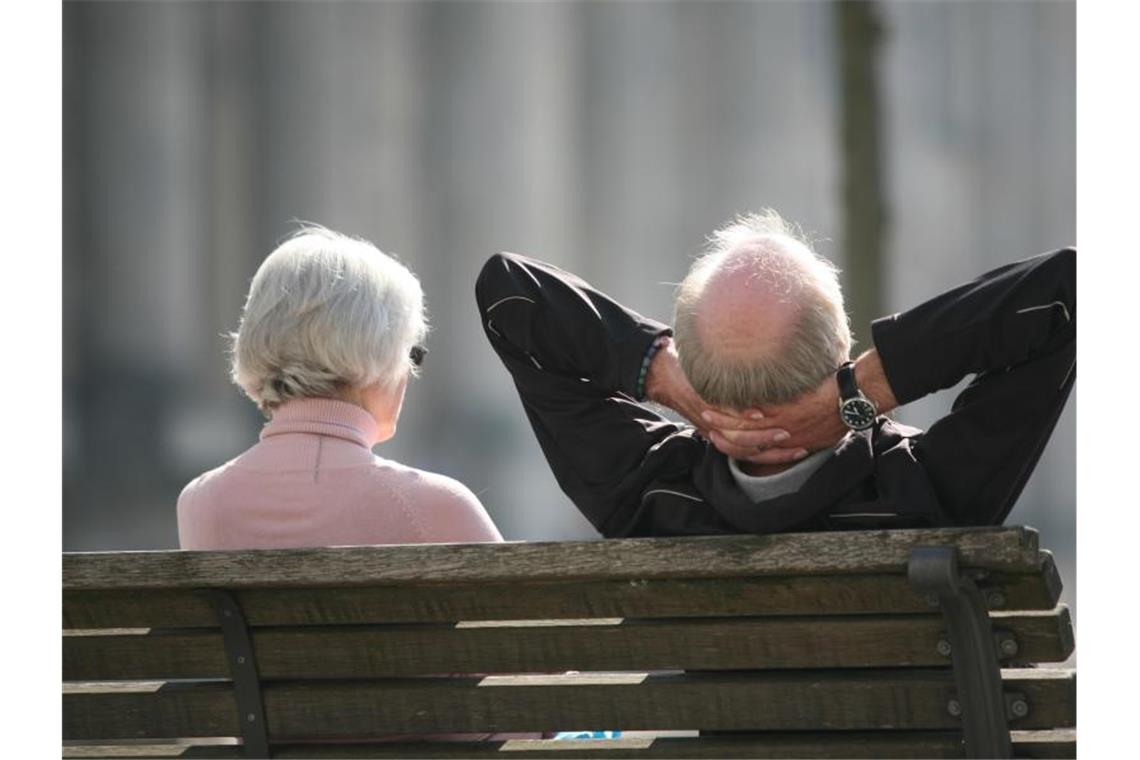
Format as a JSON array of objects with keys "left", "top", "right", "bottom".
[
  {"left": 870, "top": 248, "right": 1076, "bottom": 406},
  {"left": 474, "top": 252, "right": 697, "bottom": 536},
  {"left": 868, "top": 247, "right": 1076, "bottom": 526}
]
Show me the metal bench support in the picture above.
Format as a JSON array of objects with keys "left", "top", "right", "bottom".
[
  {"left": 209, "top": 589, "right": 271, "bottom": 759},
  {"left": 908, "top": 546, "right": 1012, "bottom": 759}
]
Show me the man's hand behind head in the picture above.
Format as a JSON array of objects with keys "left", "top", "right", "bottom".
[
  {"left": 709, "top": 375, "right": 846, "bottom": 457},
  {"left": 709, "top": 348, "right": 900, "bottom": 458},
  {"left": 646, "top": 337, "right": 807, "bottom": 465}
]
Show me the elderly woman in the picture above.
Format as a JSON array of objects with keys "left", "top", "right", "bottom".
[{"left": 177, "top": 226, "right": 503, "bottom": 550}]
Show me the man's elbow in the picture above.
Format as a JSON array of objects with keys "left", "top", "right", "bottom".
[
  {"left": 1046, "top": 246, "right": 1075, "bottom": 283},
  {"left": 475, "top": 252, "right": 520, "bottom": 311},
  {"left": 1046, "top": 246, "right": 1076, "bottom": 319},
  {"left": 1058, "top": 246, "right": 1075, "bottom": 288}
]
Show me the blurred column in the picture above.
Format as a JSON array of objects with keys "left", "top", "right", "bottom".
[
  {"left": 835, "top": 0, "right": 887, "bottom": 349},
  {"left": 159, "top": 2, "right": 268, "bottom": 482},
  {"left": 409, "top": 0, "right": 590, "bottom": 539},
  {"left": 64, "top": 1, "right": 216, "bottom": 548},
  {"left": 577, "top": 0, "right": 683, "bottom": 313}
]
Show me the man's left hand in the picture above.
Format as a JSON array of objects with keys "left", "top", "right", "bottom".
[
  {"left": 703, "top": 376, "right": 847, "bottom": 456},
  {"left": 705, "top": 349, "right": 901, "bottom": 457},
  {"left": 645, "top": 338, "right": 805, "bottom": 465}
]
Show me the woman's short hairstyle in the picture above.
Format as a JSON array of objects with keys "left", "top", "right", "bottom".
[
  {"left": 230, "top": 225, "right": 428, "bottom": 414},
  {"left": 673, "top": 210, "right": 852, "bottom": 408}
]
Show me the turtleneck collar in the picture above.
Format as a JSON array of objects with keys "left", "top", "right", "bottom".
[{"left": 260, "top": 397, "right": 379, "bottom": 449}]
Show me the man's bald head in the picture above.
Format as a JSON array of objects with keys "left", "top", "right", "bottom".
[{"left": 673, "top": 210, "right": 852, "bottom": 408}]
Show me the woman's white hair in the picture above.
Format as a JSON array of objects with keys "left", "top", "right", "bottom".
[
  {"left": 673, "top": 210, "right": 852, "bottom": 408},
  {"left": 230, "top": 225, "right": 428, "bottom": 414}
]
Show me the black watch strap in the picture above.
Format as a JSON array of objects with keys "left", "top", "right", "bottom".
[{"left": 836, "top": 361, "right": 860, "bottom": 400}]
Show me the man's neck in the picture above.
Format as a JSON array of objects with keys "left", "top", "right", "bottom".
[{"left": 736, "top": 460, "right": 797, "bottom": 477}]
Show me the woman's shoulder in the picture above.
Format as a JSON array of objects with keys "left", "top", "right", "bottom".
[
  {"left": 366, "top": 457, "right": 479, "bottom": 505},
  {"left": 177, "top": 457, "right": 244, "bottom": 508},
  {"left": 176, "top": 458, "right": 247, "bottom": 550},
  {"left": 366, "top": 457, "right": 503, "bottom": 542}
]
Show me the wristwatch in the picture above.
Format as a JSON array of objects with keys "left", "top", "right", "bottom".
[{"left": 836, "top": 361, "right": 878, "bottom": 431}]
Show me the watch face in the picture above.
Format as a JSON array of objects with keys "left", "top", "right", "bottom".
[{"left": 841, "top": 398, "right": 877, "bottom": 430}]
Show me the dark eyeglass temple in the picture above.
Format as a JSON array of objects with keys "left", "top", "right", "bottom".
[{"left": 410, "top": 345, "right": 428, "bottom": 368}]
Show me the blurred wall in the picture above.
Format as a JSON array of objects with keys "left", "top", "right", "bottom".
[{"left": 63, "top": 0, "right": 1074, "bottom": 615}]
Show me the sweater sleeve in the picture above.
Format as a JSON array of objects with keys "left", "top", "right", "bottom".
[
  {"left": 175, "top": 478, "right": 210, "bottom": 550},
  {"left": 415, "top": 472, "right": 505, "bottom": 544}
]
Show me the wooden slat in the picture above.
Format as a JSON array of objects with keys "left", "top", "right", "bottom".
[
  {"left": 1009, "top": 729, "right": 1077, "bottom": 758},
  {"left": 63, "top": 607, "right": 1075, "bottom": 681},
  {"left": 64, "top": 747, "right": 210, "bottom": 759},
  {"left": 62, "top": 528, "right": 1042, "bottom": 590},
  {"left": 65, "top": 630, "right": 224, "bottom": 682},
  {"left": 64, "top": 681, "right": 237, "bottom": 740},
  {"left": 63, "top": 567, "right": 1061, "bottom": 629},
  {"left": 60, "top": 730, "right": 1078, "bottom": 759},
  {"left": 992, "top": 607, "right": 1075, "bottom": 665},
  {"left": 63, "top": 741, "right": 237, "bottom": 759},
  {"left": 63, "top": 669, "right": 1074, "bottom": 741}
]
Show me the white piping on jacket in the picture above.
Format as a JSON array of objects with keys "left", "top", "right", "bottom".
[
  {"left": 1060, "top": 359, "right": 1076, "bottom": 390},
  {"left": 642, "top": 489, "right": 705, "bottom": 504},
  {"left": 1016, "top": 300, "right": 1071, "bottom": 322},
  {"left": 483, "top": 296, "right": 542, "bottom": 368},
  {"left": 485, "top": 295, "right": 536, "bottom": 313}
]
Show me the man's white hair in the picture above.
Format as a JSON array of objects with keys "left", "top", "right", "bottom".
[
  {"left": 673, "top": 210, "right": 852, "bottom": 408},
  {"left": 230, "top": 225, "right": 428, "bottom": 414}
]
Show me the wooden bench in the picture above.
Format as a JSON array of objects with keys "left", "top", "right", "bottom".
[{"left": 63, "top": 526, "right": 1075, "bottom": 758}]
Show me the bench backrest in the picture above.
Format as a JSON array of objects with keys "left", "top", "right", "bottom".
[{"left": 63, "top": 527, "right": 1075, "bottom": 758}]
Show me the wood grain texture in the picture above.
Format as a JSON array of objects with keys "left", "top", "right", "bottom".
[
  {"left": 59, "top": 730, "right": 1077, "bottom": 758},
  {"left": 63, "top": 608, "right": 1075, "bottom": 681},
  {"left": 63, "top": 669, "right": 1074, "bottom": 740},
  {"left": 63, "top": 569, "right": 1061, "bottom": 629},
  {"left": 64, "top": 681, "right": 238, "bottom": 740},
  {"left": 63, "top": 528, "right": 1042, "bottom": 590},
  {"left": 1008, "top": 729, "right": 1078, "bottom": 758}
]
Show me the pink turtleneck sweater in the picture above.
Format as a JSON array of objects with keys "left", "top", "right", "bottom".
[{"left": 177, "top": 398, "right": 503, "bottom": 550}]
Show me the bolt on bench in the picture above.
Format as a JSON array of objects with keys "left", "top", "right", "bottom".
[{"left": 63, "top": 526, "right": 1075, "bottom": 758}]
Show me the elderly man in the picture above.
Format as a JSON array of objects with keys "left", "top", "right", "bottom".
[{"left": 475, "top": 211, "right": 1075, "bottom": 537}]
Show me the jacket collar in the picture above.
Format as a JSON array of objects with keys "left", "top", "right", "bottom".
[
  {"left": 694, "top": 427, "right": 878, "bottom": 534},
  {"left": 260, "top": 397, "right": 378, "bottom": 448}
]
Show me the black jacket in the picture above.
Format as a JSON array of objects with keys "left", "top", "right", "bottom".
[{"left": 475, "top": 248, "right": 1075, "bottom": 538}]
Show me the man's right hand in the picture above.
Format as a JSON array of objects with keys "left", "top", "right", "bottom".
[
  {"left": 701, "top": 348, "right": 900, "bottom": 457},
  {"left": 644, "top": 338, "right": 808, "bottom": 465}
]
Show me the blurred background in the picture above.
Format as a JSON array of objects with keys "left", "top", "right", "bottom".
[{"left": 63, "top": 0, "right": 1074, "bottom": 620}]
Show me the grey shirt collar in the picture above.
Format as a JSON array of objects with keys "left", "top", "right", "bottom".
[{"left": 727, "top": 448, "right": 834, "bottom": 503}]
